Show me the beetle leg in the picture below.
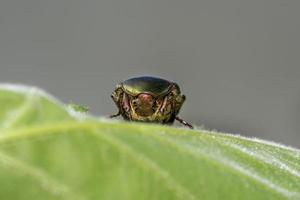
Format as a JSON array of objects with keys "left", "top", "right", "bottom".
[
  {"left": 160, "top": 96, "right": 168, "bottom": 113},
  {"left": 122, "top": 93, "right": 130, "bottom": 112},
  {"left": 175, "top": 116, "right": 194, "bottom": 129},
  {"left": 109, "top": 111, "right": 121, "bottom": 118},
  {"left": 109, "top": 94, "right": 123, "bottom": 118}
]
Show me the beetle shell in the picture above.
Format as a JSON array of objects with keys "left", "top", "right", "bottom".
[{"left": 122, "top": 76, "right": 173, "bottom": 97}]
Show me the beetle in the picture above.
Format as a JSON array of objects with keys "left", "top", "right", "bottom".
[{"left": 110, "top": 76, "right": 193, "bottom": 129}]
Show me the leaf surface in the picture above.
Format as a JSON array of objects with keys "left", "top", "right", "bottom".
[{"left": 0, "top": 84, "right": 299, "bottom": 200}]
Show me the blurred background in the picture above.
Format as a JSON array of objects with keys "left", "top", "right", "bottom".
[{"left": 0, "top": 0, "right": 299, "bottom": 147}]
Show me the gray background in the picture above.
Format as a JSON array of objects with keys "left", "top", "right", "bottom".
[{"left": 0, "top": 0, "right": 300, "bottom": 147}]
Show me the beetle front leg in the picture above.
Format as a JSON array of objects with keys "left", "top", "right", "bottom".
[
  {"left": 109, "top": 95, "right": 121, "bottom": 118},
  {"left": 109, "top": 111, "right": 121, "bottom": 118},
  {"left": 159, "top": 96, "right": 168, "bottom": 113},
  {"left": 122, "top": 93, "right": 130, "bottom": 112},
  {"left": 175, "top": 116, "right": 194, "bottom": 129}
]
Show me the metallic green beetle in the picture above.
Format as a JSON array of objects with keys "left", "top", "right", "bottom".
[{"left": 110, "top": 76, "right": 193, "bottom": 129}]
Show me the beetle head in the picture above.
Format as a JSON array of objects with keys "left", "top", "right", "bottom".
[{"left": 132, "top": 93, "right": 155, "bottom": 117}]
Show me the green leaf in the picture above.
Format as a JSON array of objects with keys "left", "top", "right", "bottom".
[{"left": 0, "top": 83, "right": 299, "bottom": 200}]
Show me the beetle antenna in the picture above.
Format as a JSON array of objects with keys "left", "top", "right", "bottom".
[
  {"left": 175, "top": 116, "right": 194, "bottom": 129},
  {"left": 109, "top": 111, "right": 121, "bottom": 118}
]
